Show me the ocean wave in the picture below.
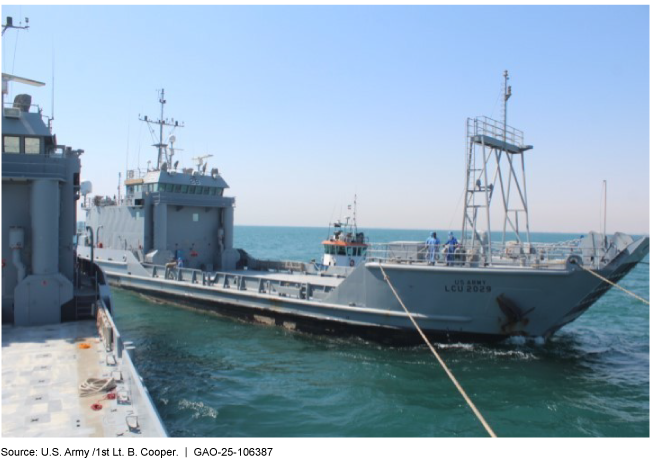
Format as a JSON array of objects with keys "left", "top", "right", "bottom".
[{"left": 178, "top": 398, "right": 219, "bottom": 420}]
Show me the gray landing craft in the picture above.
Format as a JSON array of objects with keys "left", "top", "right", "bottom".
[
  {"left": 1, "top": 16, "right": 165, "bottom": 436},
  {"left": 79, "top": 73, "right": 648, "bottom": 344}
]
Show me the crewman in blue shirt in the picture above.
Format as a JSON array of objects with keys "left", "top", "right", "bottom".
[
  {"left": 425, "top": 232, "right": 441, "bottom": 264},
  {"left": 445, "top": 232, "right": 458, "bottom": 265}
]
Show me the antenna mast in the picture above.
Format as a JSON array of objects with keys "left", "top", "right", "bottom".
[
  {"left": 603, "top": 180, "right": 607, "bottom": 244},
  {"left": 139, "top": 89, "right": 184, "bottom": 170},
  {"left": 2, "top": 16, "right": 39, "bottom": 108},
  {"left": 503, "top": 70, "right": 511, "bottom": 141},
  {"left": 50, "top": 46, "right": 55, "bottom": 130},
  {"left": 353, "top": 194, "right": 358, "bottom": 234}
]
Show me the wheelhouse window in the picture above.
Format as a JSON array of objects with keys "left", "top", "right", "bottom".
[
  {"left": 25, "top": 137, "right": 41, "bottom": 154},
  {"left": 3, "top": 135, "right": 20, "bottom": 153}
]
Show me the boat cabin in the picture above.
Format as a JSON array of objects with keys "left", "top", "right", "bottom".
[{"left": 322, "top": 228, "right": 367, "bottom": 268}]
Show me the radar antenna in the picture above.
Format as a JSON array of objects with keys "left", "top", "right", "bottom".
[{"left": 192, "top": 154, "right": 213, "bottom": 173}]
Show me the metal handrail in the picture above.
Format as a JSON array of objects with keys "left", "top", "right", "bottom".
[
  {"left": 470, "top": 116, "right": 525, "bottom": 147},
  {"left": 365, "top": 240, "right": 608, "bottom": 269},
  {"left": 2, "top": 101, "right": 42, "bottom": 113}
]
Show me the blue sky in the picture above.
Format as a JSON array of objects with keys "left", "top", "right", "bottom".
[{"left": 2, "top": 5, "right": 648, "bottom": 233}]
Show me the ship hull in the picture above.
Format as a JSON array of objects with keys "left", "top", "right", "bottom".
[
  {"left": 113, "top": 282, "right": 503, "bottom": 345},
  {"left": 79, "top": 235, "right": 648, "bottom": 344}
]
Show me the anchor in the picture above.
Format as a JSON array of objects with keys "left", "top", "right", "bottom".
[{"left": 496, "top": 293, "right": 535, "bottom": 332}]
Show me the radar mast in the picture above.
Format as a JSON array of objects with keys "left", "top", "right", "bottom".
[{"left": 139, "top": 89, "right": 184, "bottom": 170}]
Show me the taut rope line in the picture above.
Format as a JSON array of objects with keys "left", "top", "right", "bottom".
[
  {"left": 579, "top": 265, "right": 649, "bottom": 306},
  {"left": 378, "top": 264, "right": 497, "bottom": 438}
]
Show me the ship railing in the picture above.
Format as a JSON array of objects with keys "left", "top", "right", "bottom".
[
  {"left": 145, "top": 263, "right": 335, "bottom": 302},
  {"left": 3, "top": 101, "right": 43, "bottom": 114},
  {"left": 365, "top": 240, "right": 608, "bottom": 269},
  {"left": 468, "top": 116, "right": 525, "bottom": 149},
  {"left": 126, "top": 168, "right": 148, "bottom": 180},
  {"left": 95, "top": 301, "right": 168, "bottom": 436}
]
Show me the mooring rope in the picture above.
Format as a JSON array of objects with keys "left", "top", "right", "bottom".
[
  {"left": 579, "top": 265, "right": 649, "bottom": 306},
  {"left": 378, "top": 264, "right": 497, "bottom": 438}
]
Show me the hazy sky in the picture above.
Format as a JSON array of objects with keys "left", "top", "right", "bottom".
[{"left": 2, "top": 5, "right": 648, "bottom": 234}]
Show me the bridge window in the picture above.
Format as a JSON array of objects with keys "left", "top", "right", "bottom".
[
  {"left": 189, "top": 185, "right": 196, "bottom": 194},
  {"left": 337, "top": 246, "right": 346, "bottom": 256},
  {"left": 3, "top": 135, "right": 20, "bottom": 153},
  {"left": 209, "top": 188, "right": 216, "bottom": 196},
  {"left": 174, "top": 185, "right": 181, "bottom": 193},
  {"left": 25, "top": 137, "right": 41, "bottom": 154},
  {"left": 181, "top": 185, "right": 188, "bottom": 193},
  {"left": 195, "top": 186, "right": 203, "bottom": 194},
  {"left": 203, "top": 187, "right": 210, "bottom": 195}
]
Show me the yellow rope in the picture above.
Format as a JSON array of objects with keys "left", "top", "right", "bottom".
[
  {"left": 580, "top": 265, "right": 649, "bottom": 306},
  {"left": 378, "top": 264, "right": 497, "bottom": 438}
]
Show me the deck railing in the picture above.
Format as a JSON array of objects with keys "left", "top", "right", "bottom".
[{"left": 365, "top": 239, "right": 608, "bottom": 270}]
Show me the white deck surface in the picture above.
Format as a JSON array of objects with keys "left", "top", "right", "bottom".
[{"left": 2, "top": 321, "right": 143, "bottom": 437}]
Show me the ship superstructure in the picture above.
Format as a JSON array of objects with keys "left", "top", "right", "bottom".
[{"left": 84, "top": 90, "right": 239, "bottom": 273}]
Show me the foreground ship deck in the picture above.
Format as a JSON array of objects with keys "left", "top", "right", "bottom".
[{"left": 2, "top": 312, "right": 166, "bottom": 437}]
